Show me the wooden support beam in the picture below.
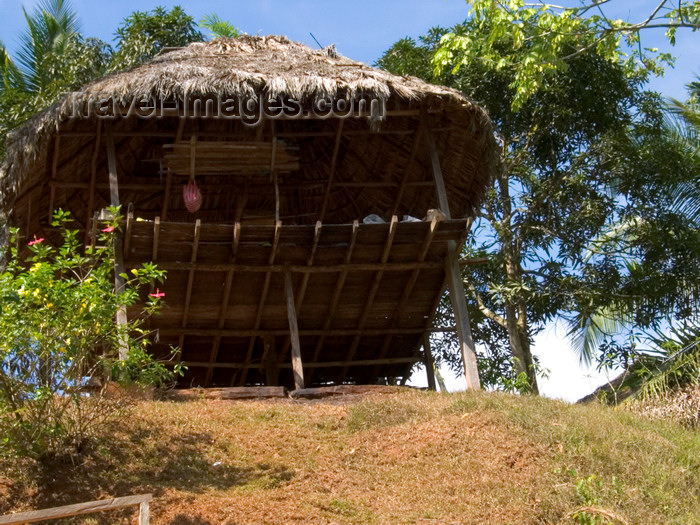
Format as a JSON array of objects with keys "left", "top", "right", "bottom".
[
  {"left": 124, "top": 204, "right": 134, "bottom": 257},
  {"left": 425, "top": 122, "right": 480, "bottom": 390},
  {"left": 130, "top": 260, "right": 445, "bottom": 273},
  {"left": 48, "top": 179, "right": 437, "bottom": 192},
  {"left": 205, "top": 221, "right": 238, "bottom": 385},
  {"left": 151, "top": 217, "right": 160, "bottom": 261},
  {"left": 105, "top": 123, "right": 129, "bottom": 360},
  {"left": 278, "top": 221, "right": 322, "bottom": 363},
  {"left": 262, "top": 334, "right": 279, "bottom": 386},
  {"left": 284, "top": 266, "right": 305, "bottom": 390},
  {"left": 423, "top": 334, "right": 436, "bottom": 391},
  {"left": 157, "top": 326, "right": 457, "bottom": 338},
  {"left": 179, "top": 356, "right": 419, "bottom": 370},
  {"left": 237, "top": 221, "right": 281, "bottom": 385},
  {"left": 318, "top": 119, "right": 345, "bottom": 223},
  {"left": 90, "top": 212, "right": 98, "bottom": 252},
  {"left": 339, "top": 215, "right": 398, "bottom": 383},
  {"left": 84, "top": 122, "right": 102, "bottom": 245},
  {"left": 306, "top": 220, "right": 358, "bottom": 384},
  {"left": 47, "top": 136, "right": 60, "bottom": 223}
]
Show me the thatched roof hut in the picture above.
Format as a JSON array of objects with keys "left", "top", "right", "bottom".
[{"left": 0, "top": 35, "right": 497, "bottom": 390}]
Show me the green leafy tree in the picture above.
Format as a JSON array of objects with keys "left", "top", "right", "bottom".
[
  {"left": 109, "top": 6, "right": 203, "bottom": 71},
  {"left": 0, "top": 210, "right": 181, "bottom": 459},
  {"left": 435, "top": 0, "right": 700, "bottom": 110},
  {"left": 379, "top": 19, "right": 649, "bottom": 393}
]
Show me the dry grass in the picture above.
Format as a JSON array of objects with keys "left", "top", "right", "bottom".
[{"left": 0, "top": 389, "right": 698, "bottom": 524}]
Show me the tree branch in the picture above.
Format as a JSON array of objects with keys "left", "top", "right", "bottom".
[{"left": 466, "top": 281, "right": 508, "bottom": 329}]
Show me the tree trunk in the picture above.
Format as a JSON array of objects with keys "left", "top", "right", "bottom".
[
  {"left": 499, "top": 160, "right": 539, "bottom": 394},
  {"left": 505, "top": 303, "right": 539, "bottom": 394}
]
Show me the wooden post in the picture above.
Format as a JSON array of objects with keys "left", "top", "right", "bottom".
[
  {"left": 139, "top": 500, "right": 150, "bottom": 525},
  {"left": 423, "top": 334, "right": 437, "bottom": 391},
  {"left": 105, "top": 122, "right": 129, "bottom": 360},
  {"left": 284, "top": 266, "right": 305, "bottom": 390},
  {"left": 262, "top": 334, "right": 279, "bottom": 386},
  {"left": 425, "top": 124, "right": 481, "bottom": 390}
]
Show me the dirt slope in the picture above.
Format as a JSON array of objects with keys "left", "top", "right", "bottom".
[{"left": 1, "top": 390, "right": 699, "bottom": 524}]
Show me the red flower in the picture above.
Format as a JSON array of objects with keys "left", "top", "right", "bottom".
[
  {"left": 28, "top": 236, "right": 44, "bottom": 246},
  {"left": 149, "top": 289, "right": 165, "bottom": 298},
  {"left": 101, "top": 226, "right": 115, "bottom": 233}
]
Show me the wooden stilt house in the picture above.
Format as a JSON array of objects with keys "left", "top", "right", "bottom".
[{"left": 0, "top": 36, "right": 496, "bottom": 390}]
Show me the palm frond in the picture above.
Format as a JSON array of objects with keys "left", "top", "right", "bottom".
[
  {"left": 567, "top": 306, "right": 633, "bottom": 366},
  {"left": 15, "top": 0, "right": 81, "bottom": 93},
  {"left": 199, "top": 14, "right": 239, "bottom": 40}
]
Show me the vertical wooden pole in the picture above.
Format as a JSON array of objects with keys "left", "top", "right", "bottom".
[
  {"left": 47, "top": 136, "right": 60, "bottom": 223},
  {"left": 85, "top": 121, "right": 102, "bottom": 245},
  {"left": 138, "top": 500, "right": 150, "bottom": 525},
  {"left": 284, "top": 266, "right": 305, "bottom": 390},
  {"left": 425, "top": 124, "right": 481, "bottom": 390},
  {"left": 262, "top": 334, "right": 279, "bottom": 386},
  {"left": 423, "top": 334, "right": 437, "bottom": 391},
  {"left": 105, "top": 122, "right": 129, "bottom": 360}
]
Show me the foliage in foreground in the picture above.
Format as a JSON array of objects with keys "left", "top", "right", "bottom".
[{"left": 0, "top": 210, "right": 180, "bottom": 459}]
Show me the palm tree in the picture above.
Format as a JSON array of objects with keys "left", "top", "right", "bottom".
[
  {"left": 570, "top": 81, "right": 700, "bottom": 396},
  {"left": 0, "top": 0, "right": 108, "bottom": 159}
]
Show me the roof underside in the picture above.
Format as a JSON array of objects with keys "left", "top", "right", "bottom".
[{"left": 122, "top": 217, "right": 466, "bottom": 387}]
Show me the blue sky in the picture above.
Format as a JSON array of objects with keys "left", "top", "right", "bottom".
[
  {"left": 0, "top": 0, "right": 697, "bottom": 98},
  {"left": 1, "top": 0, "right": 698, "bottom": 400}
]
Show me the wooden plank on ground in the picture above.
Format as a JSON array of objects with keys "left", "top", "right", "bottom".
[
  {"left": 169, "top": 386, "right": 287, "bottom": 400},
  {"left": 289, "top": 385, "right": 408, "bottom": 399},
  {"left": 0, "top": 494, "right": 152, "bottom": 525}
]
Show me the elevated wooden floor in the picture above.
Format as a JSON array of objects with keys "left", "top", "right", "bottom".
[{"left": 117, "top": 215, "right": 467, "bottom": 388}]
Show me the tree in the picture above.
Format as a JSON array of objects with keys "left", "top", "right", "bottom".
[
  {"left": 379, "top": 18, "right": 650, "bottom": 393},
  {"left": 109, "top": 6, "right": 203, "bottom": 72},
  {"left": 0, "top": 4, "right": 205, "bottom": 160},
  {"left": 570, "top": 79, "right": 700, "bottom": 395},
  {"left": 435, "top": 0, "right": 700, "bottom": 110},
  {"left": 0, "top": 0, "right": 109, "bottom": 159},
  {"left": 0, "top": 210, "right": 180, "bottom": 459}
]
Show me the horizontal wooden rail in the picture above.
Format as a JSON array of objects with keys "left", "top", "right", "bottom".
[
  {"left": 155, "top": 326, "right": 457, "bottom": 338},
  {"left": 125, "top": 261, "right": 446, "bottom": 273},
  {"left": 180, "top": 356, "right": 420, "bottom": 370},
  {"left": 0, "top": 494, "right": 152, "bottom": 525}
]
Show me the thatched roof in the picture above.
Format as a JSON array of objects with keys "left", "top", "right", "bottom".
[
  {"left": 0, "top": 35, "right": 496, "bottom": 216},
  {"left": 0, "top": 35, "right": 499, "bottom": 388}
]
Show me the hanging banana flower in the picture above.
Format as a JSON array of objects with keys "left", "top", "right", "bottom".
[
  {"left": 183, "top": 136, "right": 202, "bottom": 213},
  {"left": 183, "top": 178, "right": 202, "bottom": 213}
]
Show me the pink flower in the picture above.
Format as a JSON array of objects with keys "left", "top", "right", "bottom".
[
  {"left": 149, "top": 289, "right": 165, "bottom": 298},
  {"left": 101, "top": 226, "right": 115, "bottom": 233},
  {"left": 28, "top": 236, "right": 44, "bottom": 246}
]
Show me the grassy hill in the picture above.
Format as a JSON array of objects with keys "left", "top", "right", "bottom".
[{"left": 0, "top": 389, "right": 699, "bottom": 524}]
